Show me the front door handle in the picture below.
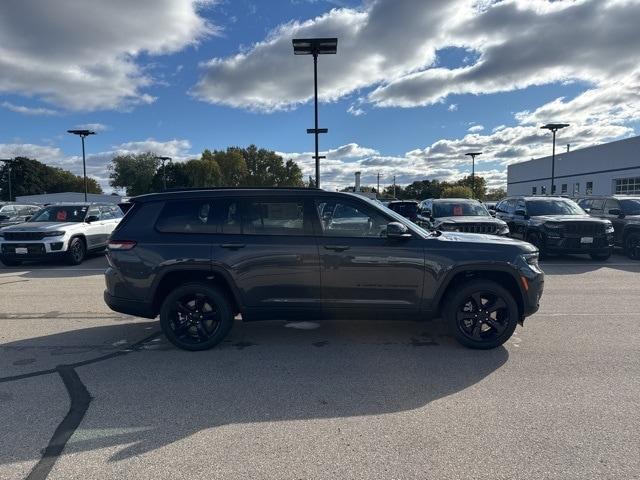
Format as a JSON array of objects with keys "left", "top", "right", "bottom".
[
  {"left": 220, "top": 243, "right": 246, "bottom": 250},
  {"left": 324, "top": 245, "right": 350, "bottom": 252}
]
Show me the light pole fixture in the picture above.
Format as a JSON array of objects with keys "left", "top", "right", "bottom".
[
  {"left": 292, "top": 37, "right": 338, "bottom": 189},
  {"left": 154, "top": 156, "right": 172, "bottom": 191},
  {"left": 67, "top": 129, "right": 96, "bottom": 202},
  {"left": 465, "top": 152, "right": 482, "bottom": 199},
  {"left": 0, "top": 158, "right": 15, "bottom": 202},
  {"left": 541, "top": 123, "right": 570, "bottom": 195}
]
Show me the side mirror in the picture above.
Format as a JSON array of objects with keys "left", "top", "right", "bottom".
[
  {"left": 86, "top": 215, "right": 100, "bottom": 223},
  {"left": 386, "top": 221, "right": 412, "bottom": 239},
  {"left": 583, "top": 208, "right": 591, "bottom": 214},
  {"left": 608, "top": 208, "right": 624, "bottom": 218}
]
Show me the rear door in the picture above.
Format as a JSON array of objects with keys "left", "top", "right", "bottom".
[
  {"left": 315, "top": 196, "right": 425, "bottom": 319},
  {"left": 211, "top": 196, "right": 322, "bottom": 319},
  {"left": 511, "top": 198, "right": 528, "bottom": 239}
]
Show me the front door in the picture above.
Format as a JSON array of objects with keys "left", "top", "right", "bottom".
[
  {"left": 603, "top": 198, "right": 625, "bottom": 244},
  {"left": 315, "top": 196, "right": 425, "bottom": 319},
  {"left": 84, "top": 206, "right": 106, "bottom": 249}
]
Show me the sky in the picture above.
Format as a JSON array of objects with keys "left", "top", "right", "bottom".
[{"left": 1, "top": 0, "right": 639, "bottom": 193}]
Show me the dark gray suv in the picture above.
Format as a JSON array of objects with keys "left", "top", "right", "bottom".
[{"left": 104, "top": 188, "right": 544, "bottom": 351}]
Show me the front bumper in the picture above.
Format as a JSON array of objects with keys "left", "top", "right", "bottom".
[
  {"left": 544, "top": 233, "right": 613, "bottom": 254},
  {"left": 0, "top": 241, "right": 67, "bottom": 261}
]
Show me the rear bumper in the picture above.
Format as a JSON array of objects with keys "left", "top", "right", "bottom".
[{"left": 104, "top": 290, "right": 156, "bottom": 319}]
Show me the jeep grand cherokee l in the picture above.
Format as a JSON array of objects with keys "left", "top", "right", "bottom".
[
  {"left": 0, "top": 203, "right": 123, "bottom": 266},
  {"left": 104, "top": 188, "right": 544, "bottom": 351},
  {"left": 495, "top": 196, "right": 614, "bottom": 259},
  {"left": 416, "top": 198, "right": 509, "bottom": 235},
  {"left": 578, "top": 196, "right": 640, "bottom": 260}
]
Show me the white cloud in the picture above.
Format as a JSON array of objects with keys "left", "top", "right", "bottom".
[
  {"left": 468, "top": 125, "right": 484, "bottom": 133},
  {"left": 0, "top": 0, "right": 217, "bottom": 111},
  {"left": 1, "top": 101, "right": 59, "bottom": 116},
  {"left": 347, "top": 104, "right": 365, "bottom": 116},
  {"left": 447, "top": 104, "right": 458, "bottom": 112}
]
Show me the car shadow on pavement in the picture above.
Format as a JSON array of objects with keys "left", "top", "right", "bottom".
[
  {"left": 0, "top": 253, "right": 108, "bottom": 279},
  {"left": 1, "top": 319, "right": 509, "bottom": 465},
  {"left": 540, "top": 252, "right": 640, "bottom": 274}
]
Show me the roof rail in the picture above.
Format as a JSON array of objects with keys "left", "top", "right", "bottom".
[{"left": 163, "top": 186, "right": 320, "bottom": 192}]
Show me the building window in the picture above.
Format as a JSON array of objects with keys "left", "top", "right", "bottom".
[
  {"left": 561, "top": 184, "right": 568, "bottom": 194},
  {"left": 614, "top": 177, "right": 640, "bottom": 195},
  {"left": 586, "top": 181, "right": 593, "bottom": 195},
  {"left": 532, "top": 186, "right": 537, "bottom": 195},
  {"left": 573, "top": 183, "right": 580, "bottom": 195},
  {"left": 541, "top": 185, "right": 546, "bottom": 195}
]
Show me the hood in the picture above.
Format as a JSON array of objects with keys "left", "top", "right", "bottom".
[
  {"left": 435, "top": 216, "right": 505, "bottom": 225},
  {"left": 436, "top": 231, "right": 537, "bottom": 252},
  {"left": 531, "top": 214, "right": 608, "bottom": 223},
  {"left": 1, "top": 221, "right": 79, "bottom": 231}
]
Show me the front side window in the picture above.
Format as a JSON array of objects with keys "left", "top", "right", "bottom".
[
  {"left": 604, "top": 198, "right": 621, "bottom": 214},
  {"left": 432, "top": 201, "right": 490, "bottom": 217},
  {"left": 30, "top": 205, "right": 88, "bottom": 223},
  {"left": 243, "top": 200, "right": 306, "bottom": 236},
  {"left": 525, "top": 199, "right": 585, "bottom": 216},
  {"left": 620, "top": 199, "right": 640, "bottom": 215},
  {"left": 317, "top": 199, "right": 390, "bottom": 237}
]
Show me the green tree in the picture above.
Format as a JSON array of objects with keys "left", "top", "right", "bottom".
[
  {"left": 109, "top": 153, "right": 160, "bottom": 196},
  {"left": 403, "top": 179, "right": 445, "bottom": 200},
  {"left": 441, "top": 185, "right": 473, "bottom": 198},
  {"left": 0, "top": 157, "right": 101, "bottom": 200},
  {"left": 183, "top": 158, "right": 221, "bottom": 188},
  {"left": 240, "top": 145, "right": 304, "bottom": 187},
  {"left": 209, "top": 149, "right": 247, "bottom": 186},
  {"left": 455, "top": 175, "right": 487, "bottom": 199}
]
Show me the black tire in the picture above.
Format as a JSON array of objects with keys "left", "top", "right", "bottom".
[
  {"left": 526, "top": 232, "right": 546, "bottom": 258},
  {"left": 625, "top": 232, "right": 640, "bottom": 260},
  {"left": 160, "top": 282, "right": 234, "bottom": 351},
  {"left": 444, "top": 279, "right": 519, "bottom": 350},
  {"left": 590, "top": 250, "right": 611, "bottom": 261},
  {"left": 65, "top": 237, "right": 86, "bottom": 265},
  {"left": 0, "top": 256, "right": 22, "bottom": 267}
]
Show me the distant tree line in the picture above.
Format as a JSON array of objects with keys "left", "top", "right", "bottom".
[
  {"left": 377, "top": 176, "right": 506, "bottom": 201},
  {"left": 0, "top": 157, "right": 102, "bottom": 201},
  {"left": 109, "top": 145, "right": 305, "bottom": 196}
]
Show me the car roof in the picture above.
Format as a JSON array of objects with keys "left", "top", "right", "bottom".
[
  {"left": 130, "top": 188, "right": 383, "bottom": 203},
  {"left": 511, "top": 196, "right": 574, "bottom": 201}
]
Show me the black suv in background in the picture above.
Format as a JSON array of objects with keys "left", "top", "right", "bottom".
[
  {"left": 104, "top": 188, "right": 543, "bottom": 351},
  {"left": 578, "top": 196, "right": 640, "bottom": 259},
  {"left": 416, "top": 198, "right": 509, "bottom": 235},
  {"left": 386, "top": 200, "right": 420, "bottom": 223},
  {"left": 495, "top": 196, "right": 614, "bottom": 259}
]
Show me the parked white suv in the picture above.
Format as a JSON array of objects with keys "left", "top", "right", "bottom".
[{"left": 0, "top": 203, "right": 123, "bottom": 266}]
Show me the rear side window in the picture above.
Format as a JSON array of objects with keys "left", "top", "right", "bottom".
[
  {"left": 243, "top": 200, "right": 306, "bottom": 236},
  {"left": 155, "top": 199, "right": 240, "bottom": 234}
]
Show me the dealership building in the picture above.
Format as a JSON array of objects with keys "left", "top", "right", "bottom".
[{"left": 507, "top": 135, "right": 640, "bottom": 197}]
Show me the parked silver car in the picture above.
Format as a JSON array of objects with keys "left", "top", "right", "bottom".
[
  {"left": 0, "top": 204, "right": 42, "bottom": 228},
  {"left": 0, "top": 203, "right": 123, "bottom": 266}
]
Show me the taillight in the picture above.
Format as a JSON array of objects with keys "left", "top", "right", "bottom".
[{"left": 108, "top": 240, "right": 137, "bottom": 250}]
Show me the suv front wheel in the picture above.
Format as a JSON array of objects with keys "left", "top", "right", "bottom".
[
  {"left": 160, "top": 282, "right": 234, "bottom": 351},
  {"left": 444, "top": 279, "right": 519, "bottom": 349},
  {"left": 66, "top": 237, "right": 86, "bottom": 265}
]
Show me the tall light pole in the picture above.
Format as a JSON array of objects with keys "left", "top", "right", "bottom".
[
  {"left": 154, "top": 156, "right": 172, "bottom": 191},
  {"left": 465, "top": 152, "right": 482, "bottom": 199},
  {"left": 292, "top": 37, "right": 338, "bottom": 189},
  {"left": 67, "top": 129, "right": 96, "bottom": 202},
  {"left": 541, "top": 123, "right": 569, "bottom": 195},
  {"left": 0, "top": 158, "right": 15, "bottom": 202}
]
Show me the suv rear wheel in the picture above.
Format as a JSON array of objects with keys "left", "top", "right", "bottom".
[
  {"left": 444, "top": 279, "right": 519, "bottom": 349},
  {"left": 625, "top": 232, "right": 640, "bottom": 260},
  {"left": 160, "top": 282, "right": 234, "bottom": 351}
]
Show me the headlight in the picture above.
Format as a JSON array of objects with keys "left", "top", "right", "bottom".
[
  {"left": 497, "top": 225, "right": 510, "bottom": 235},
  {"left": 604, "top": 223, "right": 614, "bottom": 233},
  {"left": 44, "top": 231, "right": 65, "bottom": 237},
  {"left": 518, "top": 252, "right": 542, "bottom": 273}
]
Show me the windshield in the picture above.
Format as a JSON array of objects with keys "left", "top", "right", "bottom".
[
  {"left": 526, "top": 199, "right": 585, "bottom": 216},
  {"left": 29, "top": 205, "right": 88, "bottom": 223},
  {"left": 620, "top": 199, "right": 640, "bottom": 215},
  {"left": 433, "top": 201, "right": 489, "bottom": 217}
]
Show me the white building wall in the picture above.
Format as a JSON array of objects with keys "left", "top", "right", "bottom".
[
  {"left": 15, "top": 192, "right": 123, "bottom": 204},
  {"left": 507, "top": 136, "right": 640, "bottom": 196}
]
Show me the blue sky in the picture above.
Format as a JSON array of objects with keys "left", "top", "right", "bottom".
[{"left": 1, "top": 0, "right": 638, "bottom": 192}]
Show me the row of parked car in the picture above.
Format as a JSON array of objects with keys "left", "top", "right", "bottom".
[
  {"left": 0, "top": 202, "right": 123, "bottom": 266},
  {"left": 386, "top": 195, "right": 640, "bottom": 260}
]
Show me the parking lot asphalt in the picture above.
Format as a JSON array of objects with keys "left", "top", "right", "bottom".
[{"left": 1, "top": 254, "right": 639, "bottom": 480}]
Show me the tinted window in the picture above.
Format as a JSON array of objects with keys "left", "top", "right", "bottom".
[
  {"left": 515, "top": 199, "right": 526, "bottom": 214},
  {"left": 389, "top": 202, "right": 418, "bottom": 217},
  {"left": 317, "top": 199, "right": 390, "bottom": 237},
  {"left": 604, "top": 198, "right": 620, "bottom": 214},
  {"left": 525, "top": 199, "right": 585, "bottom": 216},
  {"left": 243, "top": 200, "right": 306, "bottom": 236},
  {"left": 156, "top": 199, "right": 240, "bottom": 234},
  {"left": 87, "top": 207, "right": 101, "bottom": 220},
  {"left": 589, "top": 199, "right": 605, "bottom": 212},
  {"left": 620, "top": 199, "right": 640, "bottom": 215}
]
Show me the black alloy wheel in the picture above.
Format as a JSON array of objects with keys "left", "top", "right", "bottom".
[
  {"left": 66, "top": 237, "right": 86, "bottom": 265},
  {"left": 625, "top": 233, "right": 640, "bottom": 260},
  {"left": 445, "top": 279, "right": 518, "bottom": 349},
  {"left": 160, "top": 283, "right": 234, "bottom": 351}
]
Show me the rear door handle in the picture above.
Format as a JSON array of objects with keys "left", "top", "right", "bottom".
[
  {"left": 220, "top": 243, "right": 246, "bottom": 250},
  {"left": 324, "top": 245, "right": 350, "bottom": 252}
]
